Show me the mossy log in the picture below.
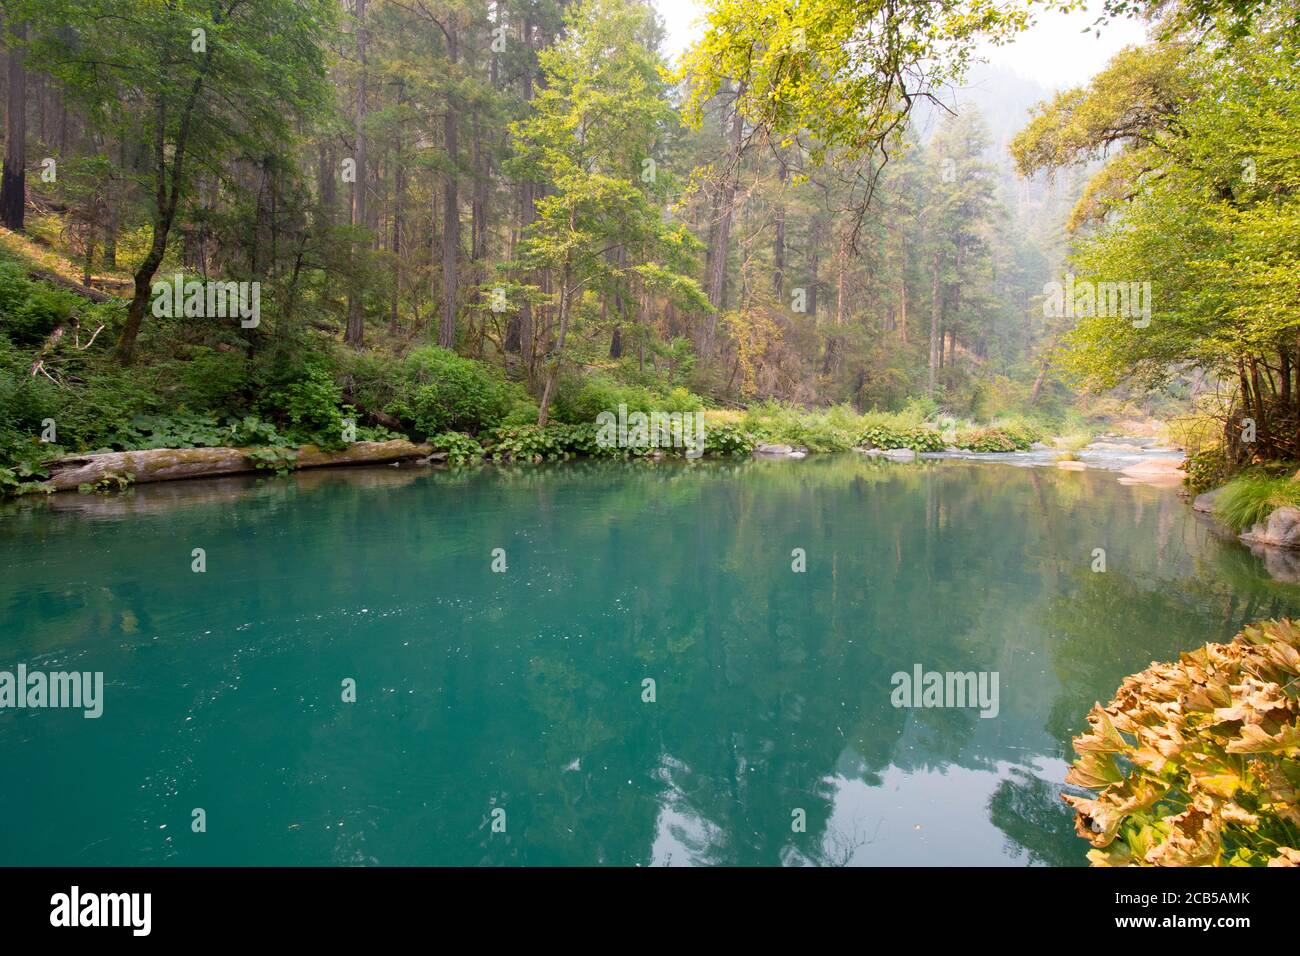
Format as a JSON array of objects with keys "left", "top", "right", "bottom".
[{"left": 45, "top": 440, "right": 435, "bottom": 491}]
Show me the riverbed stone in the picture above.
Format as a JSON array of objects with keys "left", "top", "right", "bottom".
[
  {"left": 1118, "top": 457, "right": 1185, "bottom": 487},
  {"left": 1241, "top": 506, "right": 1300, "bottom": 550},
  {"left": 1057, "top": 460, "right": 1087, "bottom": 470},
  {"left": 1193, "top": 486, "right": 1226, "bottom": 514}
]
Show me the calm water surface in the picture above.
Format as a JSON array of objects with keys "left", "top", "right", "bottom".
[{"left": 2, "top": 456, "right": 1297, "bottom": 866}]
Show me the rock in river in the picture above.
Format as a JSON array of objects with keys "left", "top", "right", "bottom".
[
  {"left": 1192, "top": 487, "right": 1226, "bottom": 514},
  {"left": 1240, "top": 506, "right": 1300, "bottom": 550}
]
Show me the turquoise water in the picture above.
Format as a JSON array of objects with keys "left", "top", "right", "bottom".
[{"left": 1, "top": 456, "right": 1296, "bottom": 866}]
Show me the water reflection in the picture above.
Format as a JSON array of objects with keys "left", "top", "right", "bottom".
[{"left": 1, "top": 456, "right": 1296, "bottom": 866}]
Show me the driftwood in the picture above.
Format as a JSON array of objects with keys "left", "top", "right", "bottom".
[{"left": 45, "top": 440, "right": 435, "bottom": 491}]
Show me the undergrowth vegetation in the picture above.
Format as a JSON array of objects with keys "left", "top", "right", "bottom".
[
  {"left": 1214, "top": 476, "right": 1300, "bottom": 532},
  {"left": 1, "top": 252, "right": 1095, "bottom": 495},
  {"left": 1065, "top": 618, "right": 1300, "bottom": 867}
]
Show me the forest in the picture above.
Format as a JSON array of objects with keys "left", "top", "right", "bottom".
[{"left": 0, "top": 0, "right": 1295, "bottom": 487}]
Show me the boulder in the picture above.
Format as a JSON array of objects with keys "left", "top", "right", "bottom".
[
  {"left": 754, "top": 443, "right": 794, "bottom": 457},
  {"left": 1192, "top": 486, "right": 1226, "bottom": 514},
  {"left": 1120, "top": 457, "right": 1184, "bottom": 476},
  {"left": 1118, "top": 456, "right": 1185, "bottom": 487},
  {"left": 1056, "top": 460, "right": 1087, "bottom": 471},
  {"left": 881, "top": 448, "right": 917, "bottom": 462},
  {"left": 1240, "top": 506, "right": 1300, "bottom": 550}
]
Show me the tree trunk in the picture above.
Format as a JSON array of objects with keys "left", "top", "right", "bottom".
[
  {"left": 505, "top": 16, "right": 534, "bottom": 359},
  {"left": 390, "top": 85, "right": 406, "bottom": 334},
  {"left": 537, "top": 257, "right": 573, "bottom": 426},
  {"left": 702, "top": 82, "right": 744, "bottom": 358},
  {"left": 438, "top": 20, "right": 461, "bottom": 350},
  {"left": 1, "top": 19, "right": 27, "bottom": 231},
  {"left": 898, "top": 275, "right": 908, "bottom": 344},
  {"left": 117, "top": 58, "right": 215, "bottom": 364},
  {"left": 345, "top": 0, "right": 368, "bottom": 347},
  {"left": 928, "top": 250, "right": 942, "bottom": 396},
  {"left": 772, "top": 148, "right": 786, "bottom": 297}
]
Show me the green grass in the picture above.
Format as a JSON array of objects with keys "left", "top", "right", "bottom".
[{"left": 1214, "top": 476, "right": 1300, "bottom": 532}]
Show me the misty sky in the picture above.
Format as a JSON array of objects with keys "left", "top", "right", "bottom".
[{"left": 651, "top": 0, "right": 1149, "bottom": 91}]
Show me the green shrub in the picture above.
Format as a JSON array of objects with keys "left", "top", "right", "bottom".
[
  {"left": 244, "top": 445, "right": 298, "bottom": 476},
  {"left": 391, "top": 346, "right": 520, "bottom": 436},
  {"left": 991, "top": 415, "right": 1045, "bottom": 447},
  {"left": 431, "top": 431, "right": 484, "bottom": 465},
  {"left": 549, "top": 422, "right": 629, "bottom": 458},
  {"left": 484, "top": 424, "right": 570, "bottom": 463},
  {"left": 178, "top": 347, "right": 251, "bottom": 412},
  {"left": 858, "top": 420, "right": 945, "bottom": 452},
  {"left": 550, "top": 374, "right": 693, "bottom": 424},
  {"left": 1065, "top": 618, "right": 1300, "bottom": 867},
  {"left": 955, "top": 427, "right": 1023, "bottom": 453},
  {"left": 0, "top": 339, "right": 61, "bottom": 456},
  {"left": 1183, "top": 446, "right": 1232, "bottom": 493},
  {"left": 259, "top": 362, "right": 345, "bottom": 446},
  {"left": 1214, "top": 476, "right": 1300, "bottom": 532},
  {"left": 0, "top": 263, "right": 82, "bottom": 346},
  {"left": 704, "top": 422, "right": 756, "bottom": 457},
  {"left": 106, "top": 412, "right": 230, "bottom": 450}
]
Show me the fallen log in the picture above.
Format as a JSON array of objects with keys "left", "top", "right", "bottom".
[
  {"left": 28, "top": 267, "right": 118, "bottom": 304},
  {"left": 45, "top": 439, "right": 435, "bottom": 491}
]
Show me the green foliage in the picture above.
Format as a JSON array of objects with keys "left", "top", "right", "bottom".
[
  {"left": 1214, "top": 476, "right": 1300, "bottom": 532},
  {"left": 0, "top": 262, "right": 83, "bottom": 346},
  {"left": 1183, "top": 447, "right": 1232, "bottom": 493},
  {"left": 741, "top": 402, "right": 855, "bottom": 452},
  {"left": 179, "top": 347, "right": 251, "bottom": 411},
  {"left": 761, "top": 417, "right": 855, "bottom": 453},
  {"left": 431, "top": 431, "right": 485, "bottom": 465},
  {"left": 1021, "top": 10, "right": 1300, "bottom": 464},
  {"left": 858, "top": 418, "right": 946, "bottom": 453},
  {"left": 106, "top": 412, "right": 228, "bottom": 450},
  {"left": 550, "top": 374, "right": 704, "bottom": 425},
  {"left": 259, "top": 362, "right": 345, "bottom": 446},
  {"left": 1065, "top": 618, "right": 1300, "bottom": 867},
  {"left": 391, "top": 347, "right": 522, "bottom": 437},
  {"left": 955, "top": 426, "right": 1036, "bottom": 453},
  {"left": 0, "top": 337, "right": 60, "bottom": 459},
  {"left": 680, "top": 0, "right": 1031, "bottom": 167},
  {"left": 548, "top": 422, "right": 633, "bottom": 459},
  {"left": 485, "top": 424, "right": 572, "bottom": 463},
  {"left": 992, "top": 416, "right": 1046, "bottom": 446},
  {"left": 229, "top": 415, "right": 285, "bottom": 447},
  {"left": 703, "top": 422, "right": 756, "bottom": 457},
  {"left": 244, "top": 445, "right": 298, "bottom": 477}
]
